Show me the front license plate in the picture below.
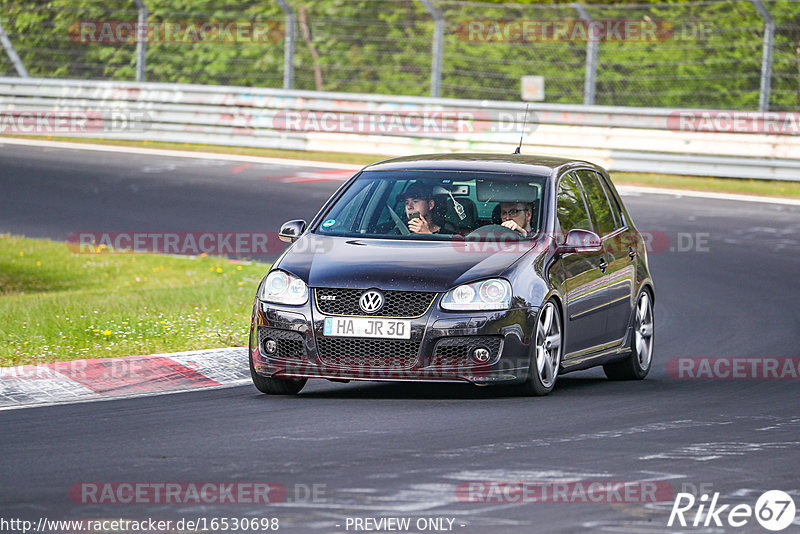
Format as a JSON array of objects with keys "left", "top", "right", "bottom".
[{"left": 323, "top": 317, "right": 411, "bottom": 339}]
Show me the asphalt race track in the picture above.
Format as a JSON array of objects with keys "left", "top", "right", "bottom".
[{"left": 2, "top": 142, "right": 799, "bottom": 533}]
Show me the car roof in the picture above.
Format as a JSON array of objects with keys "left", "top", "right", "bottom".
[{"left": 362, "top": 153, "right": 602, "bottom": 176}]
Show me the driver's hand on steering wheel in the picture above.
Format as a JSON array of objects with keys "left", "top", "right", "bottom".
[{"left": 501, "top": 220, "right": 528, "bottom": 237}]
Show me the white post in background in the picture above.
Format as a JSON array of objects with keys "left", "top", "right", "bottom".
[
  {"left": 751, "top": 0, "right": 774, "bottom": 112},
  {"left": 0, "top": 20, "right": 29, "bottom": 77},
  {"left": 419, "top": 0, "right": 444, "bottom": 98},
  {"left": 276, "top": 0, "right": 296, "bottom": 90},
  {"left": 133, "top": 0, "right": 148, "bottom": 82},
  {"left": 573, "top": 3, "right": 597, "bottom": 106}
]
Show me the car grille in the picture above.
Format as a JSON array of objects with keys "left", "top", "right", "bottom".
[
  {"left": 315, "top": 288, "right": 436, "bottom": 318},
  {"left": 432, "top": 336, "right": 502, "bottom": 367},
  {"left": 257, "top": 327, "right": 304, "bottom": 360},
  {"left": 317, "top": 337, "right": 420, "bottom": 370}
]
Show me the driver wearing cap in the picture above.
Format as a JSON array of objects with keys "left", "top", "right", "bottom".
[{"left": 397, "top": 183, "right": 452, "bottom": 234}]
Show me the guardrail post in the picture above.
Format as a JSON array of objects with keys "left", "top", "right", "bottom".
[
  {"left": 133, "top": 0, "right": 148, "bottom": 82},
  {"left": 573, "top": 3, "right": 597, "bottom": 106},
  {"left": 419, "top": 0, "right": 444, "bottom": 98},
  {"left": 751, "top": 0, "right": 774, "bottom": 112},
  {"left": 0, "top": 21, "right": 29, "bottom": 77},
  {"left": 276, "top": 0, "right": 296, "bottom": 90}
]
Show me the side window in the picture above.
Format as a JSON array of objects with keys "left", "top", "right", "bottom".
[
  {"left": 372, "top": 180, "right": 408, "bottom": 229},
  {"left": 599, "top": 172, "right": 626, "bottom": 228},
  {"left": 556, "top": 173, "right": 593, "bottom": 237},
  {"left": 327, "top": 182, "right": 373, "bottom": 233},
  {"left": 576, "top": 170, "right": 616, "bottom": 237}
]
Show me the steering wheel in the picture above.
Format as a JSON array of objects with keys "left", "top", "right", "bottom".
[
  {"left": 386, "top": 202, "right": 410, "bottom": 236},
  {"left": 465, "top": 224, "right": 523, "bottom": 240}
]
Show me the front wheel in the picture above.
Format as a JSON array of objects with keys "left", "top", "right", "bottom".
[
  {"left": 249, "top": 349, "right": 307, "bottom": 395},
  {"left": 604, "top": 290, "right": 654, "bottom": 380},
  {"left": 519, "top": 301, "right": 562, "bottom": 396}
]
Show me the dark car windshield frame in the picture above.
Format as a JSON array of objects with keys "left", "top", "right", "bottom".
[{"left": 311, "top": 169, "right": 549, "bottom": 242}]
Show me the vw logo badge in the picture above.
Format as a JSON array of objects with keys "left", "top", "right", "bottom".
[{"left": 359, "top": 289, "right": 385, "bottom": 314}]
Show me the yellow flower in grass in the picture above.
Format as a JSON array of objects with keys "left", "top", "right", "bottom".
[
  {"left": 236, "top": 265, "right": 243, "bottom": 271},
  {"left": 216, "top": 268, "right": 223, "bottom": 273},
  {"left": 93, "top": 329, "right": 100, "bottom": 333},
  {"left": 102, "top": 330, "right": 112, "bottom": 336}
]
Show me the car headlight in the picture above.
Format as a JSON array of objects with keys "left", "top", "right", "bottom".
[
  {"left": 258, "top": 270, "right": 308, "bottom": 305},
  {"left": 441, "top": 278, "right": 512, "bottom": 311}
]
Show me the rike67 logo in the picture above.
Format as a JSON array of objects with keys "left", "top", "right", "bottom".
[{"left": 668, "top": 490, "right": 796, "bottom": 531}]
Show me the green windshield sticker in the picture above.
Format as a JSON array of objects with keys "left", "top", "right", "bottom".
[{"left": 322, "top": 219, "right": 336, "bottom": 227}]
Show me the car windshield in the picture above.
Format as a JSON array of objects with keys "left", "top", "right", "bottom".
[{"left": 314, "top": 170, "right": 547, "bottom": 241}]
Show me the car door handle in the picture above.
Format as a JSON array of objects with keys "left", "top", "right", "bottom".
[
  {"left": 598, "top": 259, "right": 608, "bottom": 273},
  {"left": 628, "top": 247, "right": 636, "bottom": 260}
]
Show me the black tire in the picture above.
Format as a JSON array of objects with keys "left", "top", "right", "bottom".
[
  {"left": 249, "top": 348, "right": 307, "bottom": 395},
  {"left": 604, "top": 289, "right": 654, "bottom": 380},
  {"left": 519, "top": 300, "right": 562, "bottom": 396}
]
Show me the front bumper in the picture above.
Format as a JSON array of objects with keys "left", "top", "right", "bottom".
[{"left": 250, "top": 293, "right": 537, "bottom": 386}]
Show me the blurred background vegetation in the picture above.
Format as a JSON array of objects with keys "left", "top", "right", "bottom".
[{"left": 0, "top": 0, "right": 798, "bottom": 109}]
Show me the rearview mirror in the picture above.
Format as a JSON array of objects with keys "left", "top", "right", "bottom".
[
  {"left": 558, "top": 229, "right": 602, "bottom": 253},
  {"left": 279, "top": 219, "right": 307, "bottom": 243}
]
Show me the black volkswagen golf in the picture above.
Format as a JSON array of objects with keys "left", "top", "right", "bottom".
[{"left": 250, "top": 153, "right": 655, "bottom": 396}]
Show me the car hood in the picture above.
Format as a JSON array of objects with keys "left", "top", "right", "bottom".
[{"left": 275, "top": 234, "right": 536, "bottom": 292}]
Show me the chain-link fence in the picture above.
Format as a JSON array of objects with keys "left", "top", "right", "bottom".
[{"left": 1, "top": 0, "right": 798, "bottom": 110}]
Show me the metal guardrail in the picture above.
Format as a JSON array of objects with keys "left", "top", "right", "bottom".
[{"left": 1, "top": 77, "right": 798, "bottom": 181}]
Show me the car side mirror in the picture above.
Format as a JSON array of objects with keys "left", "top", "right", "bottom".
[
  {"left": 558, "top": 229, "right": 602, "bottom": 253},
  {"left": 279, "top": 219, "right": 307, "bottom": 243}
]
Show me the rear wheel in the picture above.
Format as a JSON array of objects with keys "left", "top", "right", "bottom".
[
  {"left": 604, "top": 290, "right": 653, "bottom": 380},
  {"left": 249, "top": 346, "right": 307, "bottom": 395},
  {"left": 520, "top": 301, "right": 562, "bottom": 396}
]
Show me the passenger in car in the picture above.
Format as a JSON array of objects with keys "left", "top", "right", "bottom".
[
  {"left": 397, "top": 183, "right": 456, "bottom": 235},
  {"left": 499, "top": 201, "right": 533, "bottom": 237}
]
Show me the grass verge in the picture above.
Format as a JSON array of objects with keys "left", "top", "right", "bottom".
[
  {"left": 611, "top": 172, "right": 800, "bottom": 199},
  {"left": 5, "top": 134, "right": 799, "bottom": 200},
  {"left": 0, "top": 234, "right": 268, "bottom": 367}
]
